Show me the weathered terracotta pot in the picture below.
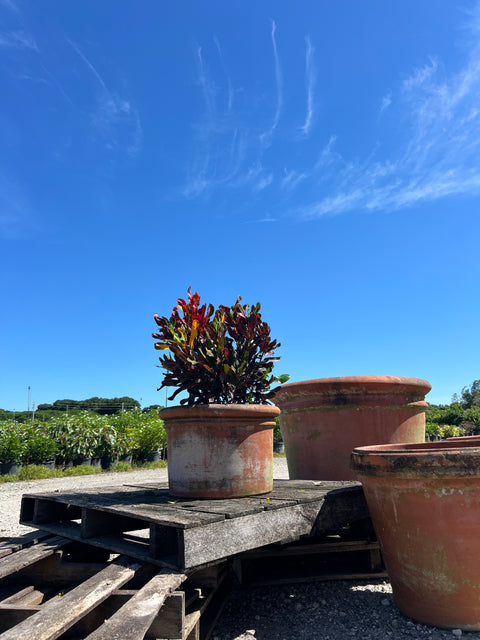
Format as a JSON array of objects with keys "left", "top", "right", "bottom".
[
  {"left": 447, "top": 435, "right": 480, "bottom": 442},
  {"left": 351, "top": 440, "right": 480, "bottom": 630},
  {"left": 273, "top": 376, "right": 431, "bottom": 480},
  {"left": 159, "top": 404, "right": 279, "bottom": 498}
]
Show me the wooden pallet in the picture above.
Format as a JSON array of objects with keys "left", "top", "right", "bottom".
[
  {"left": 20, "top": 480, "right": 369, "bottom": 571},
  {"left": 0, "top": 533, "right": 229, "bottom": 640},
  {"left": 233, "top": 528, "right": 387, "bottom": 586}
]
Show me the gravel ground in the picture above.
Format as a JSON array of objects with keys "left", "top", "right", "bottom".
[{"left": 1, "top": 459, "right": 478, "bottom": 640}]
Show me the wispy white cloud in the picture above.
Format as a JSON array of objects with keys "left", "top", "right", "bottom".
[
  {"left": 282, "top": 168, "right": 306, "bottom": 190},
  {"left": 185, "top": 7, "right": 480, "bottom": 220},
  {"left": 300, "top": 36, "right": 316, "bottom": 136},
  {"left": 185, "top": 45, "right": 253, "bottom": 197},
  {"left": 379, "top": 92, "right": 392, "bottom": 114},
  {"left": 0, "top": 30, "right": 38, "bottom": 51},
  {"left": 186, "top": 21, "right": 297, "bottom": 198},
  {"left": 253, "top": 172, "right": 274, "bottom": 191},
  {"left": 213, "top": 36, "right": 233, "bottom": 111},
  {"left": 245, "top": 215, "right": 277, "bottom": 223},
  {"left": 0, "top": 0, "right": 19, "bottom": 13},
  {"left": 196, "top": 45, "right": 217, "bottom": 129},
  {"left": 66, "top": 37, "right": 142, "bottom": 157},
  {"left": 66, "top": 37, "right": 108, "bottom": 93},
  {"left": 297, "top": 7, "right": 480, "bottom": 219},
  {"left": 259, "top": 20, "right": 283, "bottom": 148}
]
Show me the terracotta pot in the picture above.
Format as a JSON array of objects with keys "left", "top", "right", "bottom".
[
  {"left": 351, "top": 440, "right": 480, "bottom": 630},
  {"left": 273, "top": 376, "right": 431, "bottom": 480},
  {"left": 446, "top": 435, "right": 480, "bottom": 442},
  {"left": 159, "top": 404, "right": 279, "bottom": 498}
]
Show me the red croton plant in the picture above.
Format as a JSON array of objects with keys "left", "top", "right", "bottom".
[{"left": 152, "top": 288, "right": 288, "bottom": 405}]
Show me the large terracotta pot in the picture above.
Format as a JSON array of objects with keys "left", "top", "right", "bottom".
[
  {"left": 273, "top": 376, "right": 431, "bottom": 481},
  {"left": 159, "top": 404, "right": 279, "bottom": 498},
  {"left": 351, "top": 440, "right": 480, "bottom": 630}
]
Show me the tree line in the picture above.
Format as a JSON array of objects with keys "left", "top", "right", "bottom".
[
  {"left": 426, "top": 379, "right": 480, "bottom": 438},
  {"left": 0, "top": 397, "right": 164, "bottom": 423}
]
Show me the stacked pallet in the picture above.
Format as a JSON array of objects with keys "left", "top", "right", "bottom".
[{"left": 0, "top": 480, "right": 385, "bottom": 639}]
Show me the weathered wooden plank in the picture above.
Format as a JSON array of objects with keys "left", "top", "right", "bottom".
[
  {"left": 314, "top": 485, "right": 369, "bottom": 533},
  {"left": 147, "top": 591, "right": 185, "bottom": 639},
  {"left": 15, "top": 551, "right": 109, "bottom": 586},
  {"left": 121, "top": 503, "right": 224, "bottom": 528},
  {"left": 84, "top": 571, "right": 186, "bottom": 640},
  {"left": 169, "top": 497, "right": 298, "bottom": 518},
  {"left": 21, "top": 495, "right": 225, "bottom": 530},
  {"left": 242, "top": 538, "right": 382, "bottom": 558},
  {"left": 0, "top": 604, "right": 41, "bottom": 631},
  {"left": 268, "top": 486, "right": 330, "bottom": 503},
  {"left": 180, "top": 500, "right": 323, "bottom": 569},
  {"left": 239, "top": 569, "right": 389, "bottom": 587},
  {"left": 0, "top": 537, "right": 70, "bottom": 579},
  {"left": 22, "top": 522, "right": 181, "bottom": 569},
  {"left": 187, "top": 562, "right": 228, "bottom": 589},
  {"left": 0, "top": 556, "right": 141, "bottom": 640},
  {"left": 0, "top": 531, "right": 52, "bottom": 559},
  {"left": 235, "top": 530, "right": 386, "bottom": 587},
  {"left": 182, "top": 611, "right": 200, "bottom": 640},
  {"left": 0, "top": 586, "right": 44, "bottom": 606},
  {"left": 273, "top": 479, "right": 358, "bottom": 490},
  {"left": 124, "top": 482, "right": 169, "bottom": 491},
  {"left": 197, "top": 570, "right": 231, "bottom": 640},
  {"left": 168, "top": 499, "right": 264, "bottom": 518},
  {"left": 61, "top": 589, "right": 187, "bottom": 639}
]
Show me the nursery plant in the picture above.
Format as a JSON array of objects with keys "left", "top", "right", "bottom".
[
  {"left": 0, "top": 422, "right": 24, "bottom": 463},
  {"left": 23, "top": 423, "right": 58, "bottom": 464},
  {"left": 152, "top": 288, "right": 288, "bottom": 498},
  {"left": 51, "top": 414, "right": 99, "bottom": 464},
  {"left": 153, "top": 287, "right": 288, "bottom": 405}
]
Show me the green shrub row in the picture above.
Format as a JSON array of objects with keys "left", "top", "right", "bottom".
[
  {"left": 0, "top": 409, "right": 167, "bottom": 465},
  {"left": 425, "top": 404, "right": 480, "bottom": 439}
]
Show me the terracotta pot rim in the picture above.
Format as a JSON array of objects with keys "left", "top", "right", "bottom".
[
  {"left": 351, "top": 440, "right": 480, "bottom": 476},
  {"left": 353, "top": 440, "right": 480, "bottom": 453},
  {"left": 273, "top": 376, "right": 431, "bottom": 396},
  {"left": 160, "top": 403, "right": 280, "bottom": 420}
]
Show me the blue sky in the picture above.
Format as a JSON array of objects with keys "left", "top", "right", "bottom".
[{"left": 1, "top": 0, "right": 480, "bottom": 411}]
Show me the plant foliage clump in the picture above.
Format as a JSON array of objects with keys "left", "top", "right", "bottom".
[{"left": 153, "top": 289, "right": 287, "bottom": 405}]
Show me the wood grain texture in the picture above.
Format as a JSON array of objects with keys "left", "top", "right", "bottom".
[
  {"left": 0, "top": 556, "right": 141, "bottom": 640},
  {"left": 84, "top": 571, "right": 186, "bottom": 640}
]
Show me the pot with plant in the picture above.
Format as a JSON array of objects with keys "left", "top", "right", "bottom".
[
  {"left": 0, "top": 422, "right": 24, "bottom": 475},
  {"left": 54, "top": 416, "right": 93, "bottom": 467},
  {"left": 23, "top": 423, "right": 58, "bottom": 467},
  {"left": 152, "top": 288, "right": 288, "bottom": 498},
  {"left": 134, "top": 419, "right": 167, "bottom": 462}
]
